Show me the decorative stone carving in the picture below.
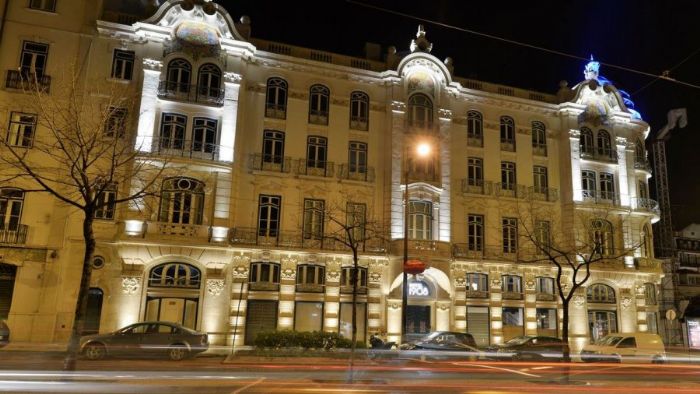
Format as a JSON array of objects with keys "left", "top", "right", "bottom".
[
  {"left": 389, "top": 303, "right": 401, "bottom": 310},
  {"left": 369, "top": 271, "right": 382, "bottom": 283},
  {"left": 491, "top": 277, "right": 502, "bottom": 288},
  {"left": 260, "top": 250, "right": 272, "bottom": 260},
  {"left": 327, "top": 269, "right": 340, "bottom": 281},
  {"left": 232, "top": 265, "right": 249, "bottom": 279},
  {"left": 224, "top": 72, "right": 242, "bottom": 84},
  {"left": 636, "top": 284, "right": 646, "bottom": 296},
  {"left": 410, "top": 25, "right": 433, "bottom": 53},
  {"left": 438, "top": 108, "right": 452, "bottom": 120},
  {"left": 391, "top": 101, "right": 406, "bottom": 113},
  {"left": 142, "top": 58, "right": 163, "bottom": 71},
  {"left": 525, "top": 277, "right": 536, "bottom": 291},
  {"left": 206, "top": 279, "right": 225, "bottom": 296},
  {"left": 281, "top": 267, "right": 296, "bottom": 280},
  {"left": 121, "top": 277, "right": 141, "bottom": 295},
  {"left": 572, "top": 295, "right": 585, "bottom": 308},
  {"left": 454, "top": 277, "right": 466, "bottom": 287},
  {"left": 621, "top": 296, "right": 633, "bottom": 310},
  {"left": 437, "top": 304, "right": 450, "bottom": 311}
]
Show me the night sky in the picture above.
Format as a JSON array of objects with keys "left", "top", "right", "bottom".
[{"left": 126, "top": 0, "right": 700, "bottom": 229}]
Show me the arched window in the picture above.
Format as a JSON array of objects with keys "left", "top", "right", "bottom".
[
  {"left": 408, "top": 93, "right": 433, "bottom": 129},
  {"left": 308, "top": 84, "right": 330, "bottom": 125},
  {"left": 265, "top": 77, "right": 288, "bottom": 119},
  {"left": 158, "top": 178, "right": 205, "bottom": 225},
  {"left": 0, "top": 188, "right": 24, "bottom": 231},
  {"left": 350, "top": 91, "right": 369, "bottom": 131},
  {"left": 149, "top": 262, "right": 201, "bottom": 288},
  {"left": 635, "top": 139, "right": 646, "bottom": 165},
  {"left": 409, "top": 200, "right": 433, "bottom": 240},
  {"left": 500, "top": 116, "right": 515, "bottom": 151},
  {"left": 587, "top": 283, "right": 616, "bottom": 303},
  {"left": 531, "top": 121, "right": 547, "bottom": 156},
  {"left": 467, "top": 111, "right": 483, "bottom": 146},
  {"left": 197, "top": 63, "right": 222, "bottom": 100},
  {"left": 166, "top": 59, "right": 191, "bottom": 93},
  {"left": 597, "top": 130, "right": 613, "bottom": 159},
  {"left": 580, "top": 127, "right": 594, "bottom": 156},
  {"left": 590, "top": 219, "right": 614, "bottom": 256}
]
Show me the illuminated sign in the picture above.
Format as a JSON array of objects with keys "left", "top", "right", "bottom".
[{"left": 408, "top": 281, "right": 430, "bottom": 297}]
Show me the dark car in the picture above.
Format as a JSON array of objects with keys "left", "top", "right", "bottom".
[
  {"left": 400, "top": 331, "right": 480, "bottom": 360},
  {"left": 80, "top": 321, "right": 208, "bottom": 361},
  {"left": 0, "top": 320, "right": 9, "bottom": 347},
  {"left": 485, "top": 335, "right": 565, "bottom": 361}
]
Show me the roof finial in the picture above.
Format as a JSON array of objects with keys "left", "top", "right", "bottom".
[
  {"left": 410, "top": 24, "right": 433, "bottom": 53},
  {"left": 584, "top": 55, "right": 600, "bottom": 81}
]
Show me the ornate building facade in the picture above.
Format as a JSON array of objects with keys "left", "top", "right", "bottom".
[{"left": 0, "top": 0, "right": 661, "bottom": 353}]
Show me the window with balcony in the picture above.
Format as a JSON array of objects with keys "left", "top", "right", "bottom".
[
  {"left": 348, "top": 141, "right": 367, "bottom": 174},
  {"left": 587, "top": 283, "right": 616, "bottom": 303},
  {"left": 467, "top": 157, "right": 483, "bottom": 190},
  {"left": 0, "top": 188, "right": 24, "bottom": 231},
  {"left": 104, "top": 107, "right": 127, "bottom": 138},
  {"left": 340, "top": 266, "right": 368, "bottom": 288},
  {"left": 296, "top": 264, "right": 325, "bottom": 292},
  {"left": 500, "top": 116, "right": 515, "bottom": 151},
  {"left": 158, "top": 178, "right": 204, "bottom": 225},
  {"left": 250, "top": 262, "right": 281, "bottom": 285},
  {"left": 258, "top": 195, "right": 281, "bottom": 237},
  {"left": 409, "top": 201, "right": 433, "bottom": 240},
  {"left": 111, "top": 49, "right": 134, "bottom": 80},
  {"left": 581, "top": 170, "right": 596, "bottom": 198},
  {"left": 467, "top": 214, "right": 484, "bottom": 252},
  {"left": 165, "top": 59, "right": 191, "bottom": 93},
  {"left": 148, "top": 263, "right": 201, "bottom": 288},
  {"left": 533, "top": 166, "right": 548, "bottom": 194},
  {"left": 303, "top": 199, "right": 325, "bottom": 240},
  {"left": 535, "top": 220, "right": 551, "bottom": 252},
  {"left": 20, "top": 41, "right": 48, "bottom": 78},
  {"left": 6, "top": 112, "right": 36, "bottom": 147},
  {"left": 597, "top": 129, "right": 613, "bottom": 159},
  {"left": 306, "top": 136, "right": 327, "bottom": 170},
  {"left": 467, "top": 110, "right": 483, "bottom": 146},
  {"left": 599, "top": 172, "right": 615, "bottom": 200},
  {"left": 262, "top": 130, "right": 285, "bottom": 164},
  {"left": 159, "top": 113, "right": 186, "bottom": 150},
  {"left": 502, "top": 275, "right": 522, "bottom": 297},
  {"left": 466, "top": 273, "right": 488, "bottom": 293},
  {"left": 94, "top": 183, "right": 117, "bottom": 220},
  {"left": 502, "top": 217, "right": 517, "bottom": 254},
  {"left": 590, "top": 219, "right": 614, "bottom": 256},
  {"left": 197, "top": 63, "right": 222, "bottom": 100},
  {"left": 192, "top": 117, "right": 218, "bottom": 154},
  {"left": 501, "top": 161, "right": 516, "bottom": 192},
  {"left": 350, "top": 91, "right": 369, "bottom": 131},
  {"left": 29, "top": 0, "right": 56, "bottom": 12},
  {"left": 580, "top": 127, "right": 594, "bottom": 156},
  {"left": 536, "top": 277, "right": 555, "bottom": 299},
  {"left": 638, "top": 180, "right": 649, "bottom": 200},
  {"left": 408, "top": 93, "right": 433, "bottom": 129},
  {"left": 265, "top": 77, "right": 288, "bottom": 119},
  {"left": 531, "top": 121, "right": 547, "bottom": 155},
  {"left": 635, "top": 139, "right": 646, "bottom": 164},
  {"left": 308, "top": 84, "right": 329, "bottom": 125}
]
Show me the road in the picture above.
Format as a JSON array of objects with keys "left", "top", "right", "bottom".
[{"left": 2, "top": 351, "right": 700, "bottom": 393}]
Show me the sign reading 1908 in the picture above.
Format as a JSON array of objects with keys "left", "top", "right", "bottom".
[{"left": 408, "top": 281, "right": 430, "bottom": 297}]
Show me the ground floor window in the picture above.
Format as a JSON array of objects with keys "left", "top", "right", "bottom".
[
  {"left": 467, "top": 306, "right": 489, "bottom": 347},
  {"left": 0, "top": 263, "right": 17, "bottom": 320},
  {"left": 84, "top": 288, "right": 103, "bottom": 335},
  {"left": 688, "top": 318, "right": 700, "bottom": 348},
  {"left": 294, "top": 301, "right": 323, "bottom": 332},
  {"left": 339, "top": 302, "right": 366, "bottom": 342},
  {"left": 502, "top": 307, "right": 524, "bottom": 341},
  {"left": 646, "top": 312, "right": 658, "bottom": 334},
  {"left": 536, "top": 308, "right": 557, "bottom": 337},
  {"left": 405, "top": 305, "right": 431, "bottom": 337},
  {"left": 588, "top": 310, "right": 617, "bottom": 342},
  {"left": 245, "top": 300, "right": 278, "bottom": 346},
  {"left": 145, "top": 297, "right": 198, "bottom": 330}
]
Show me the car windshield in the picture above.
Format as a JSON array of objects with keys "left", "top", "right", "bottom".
[
  {"left": 420, "top": 332, "right": 443, "bottom": 342},
  {"left": 595, "top": 336, "right": 623, "bottom": 346},
  {"left": 505, "top": 336, "right": 533, "bottom": 345}
]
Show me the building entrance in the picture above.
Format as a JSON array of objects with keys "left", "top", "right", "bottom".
[
  {"left": 406, "top": 305, "right": 431, "bottom": 336},
  {"left": 0, "top": 263, "right": 16, "bottom": 320}
]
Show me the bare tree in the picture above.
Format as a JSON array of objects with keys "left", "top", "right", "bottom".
[
  {"left": 517, "top": 203, "right": 645, "bottom": 363},
  {"left": 0, "top": 67, "right": 168, "bottom": 370}
]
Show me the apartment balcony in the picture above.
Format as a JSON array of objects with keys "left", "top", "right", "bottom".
[
  {"left": 502, "top": 291, "right": 523, "bottom": 300},
  {"left": 467, "top": 136, "right": 483, "bottom": 148},
  {"left": 580, "top": 148, "right": 618, "bottom": 163},
  {"left": 582, "top": 190, "right": 620, "bottom": 206},
  {"left": 634, "top": 197, "right": 660, "bottom": 215},
  {"left": 156, "top": 81, "right": 225, "bottom": 107},
  {"left": 248, "top": 153, "right": 293, "bottom": 173},
  {"left": 295, "top": 160, "right": 335, "bottom": 178},
  {"left": 265, "top": 104, "right": 286, "bottom": 120},
  {"left": 149, "top": 138, "right": 226, "bottom": 162},
  {"left": 229, "top": 227, "right": 387, "bottom": 253},
  {"left": 528, "top": 186, "right": 559, "bottom": 202},
  {"left": 500, "top": 140, "right": 516, "bottom": 152},
  {"left": 338, "top": 164, "right": 375, "bottom": 182},
  {"left": 461, "top": 179, "right": 493, "bottom": 195},
  {"left": 308, "top": 110, "right": 329, "bottom": 126},
  {"left": 452, "top": 244, "right": 518, "bottom": 261},
  {"left": 536, "top": 293, "right": 557, "bottom": 302},
  {"left": 341, "top": 285, "right": 368, "bottom": 295},
  {"left": 494, "top": 183, "right": 527, "bottom": 199},
  {"left": 248, "top": 282, "right": 280, "bottom": 292},
  {"left": 295, "top": 283, "right": 325, "bottom": 293},
  {"left": 634, "top": 159, "right": 653, "bottom": 172},
  {"left": 5, "top": 70, "right": 51, "bottom": 93},
  {"left": 465, "top": 290, "right": 489, "bottom": 299},
  {"left": 350, "top": 116, "right": 368, "bottom": 131},
  {"left": 0, "top": 225, "right": 28, "bottom": 245},
  {"left": 532, "top": 143, "right": 547, "bottom": 156},
  {"left": 390, "top": 239, "right": 452, "bottom": 259}
]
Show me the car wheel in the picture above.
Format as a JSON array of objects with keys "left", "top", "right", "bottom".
[
  {"left": 84, "top": 343, "right": 106, "bottom": 360},
  {"left": 168, "top": 345, "right": 188, "bottom": 361}
]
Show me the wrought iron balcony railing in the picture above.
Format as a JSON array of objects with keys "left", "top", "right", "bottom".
[
  {"left": 295, "top": 160, "right": 335, "bottom": 178},
  {"left": 149, "top": 138, "right": 225, "bottom": 162},
  {"left": 634, "top": 197, "right": 660, "bottom": 215},
  {"left": 580, "top": 148, "right": 618, "bottom": 163},
  {"left": 582, "top": 190, "right": 620, "bottom": 206},
  {"left": 248, "top": 153, "right": 293, "bottom": 173},
  {"left": 528, "top": 186, "right": 559, "bottom": 202},
  {"left": 634, "top": 159, "right": 653, "bottom": 172},
  {"left": 265, "top": 104, "right": 286, "bottom": 119},
  {"left": 460, "top": 179, "right": 493, "bottom": 195},
  {"left": 338, "top": 164, "right": 375, "bottom": 182},
  {"left": 467, "top": 135, "right": 483, "bottom": 147},
  {"left": 229, "top": 227, "right": 387, "bottom": 253},
  {"left": 350, "top": 116, "right": 368, "bottom": 131},
  {"left": 0, "top": 224, "right": 28, "bottom": 245},
  {"left": 157, "top": 81, "right": 225, "bottom": 106},
  {"left": 500, "top": 140, "right": 516, "bottom": 152},
  {"left": 532, "top": 143, "right": 547, "bottom": 156},
  {"left": 5, "top": 70, "right": 51, "bottom": 93},
  {"left": 308, "top": 110, "right": 329, "bottom": 125},
  {"left": 495, "top": 183, "right": 527, "bottom": 199}
]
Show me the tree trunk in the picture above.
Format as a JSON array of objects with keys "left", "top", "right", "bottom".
[
  {"left": 63, "top": 212, "right": 95, "bottom": 371},
  {"left": 561, "top": 300, "right": 571, "bottom": 384}
]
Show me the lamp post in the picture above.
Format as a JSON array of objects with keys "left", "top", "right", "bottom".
[{"left": 401, "top": 141, "right": 431, "bottom": 345}]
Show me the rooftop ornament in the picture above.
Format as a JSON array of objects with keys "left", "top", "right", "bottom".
[{"left": 410, "top": 25, "right": 433, "bottom": 53}]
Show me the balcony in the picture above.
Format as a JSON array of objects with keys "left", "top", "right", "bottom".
[
  {"left": 350, "top": 116, "right": 368, "bottom": 131},
  {"left": 536, "top": 293, "right": 557, "bottom": 302},
  {"left": 580, "top": 148, "right": 618, "bottom": 163},
  {"left": 532, "top": 143, "right": 547, "bottom": 156},
  {"left": 0, "top": 225, "right": 28, "bottom": 245},
  {"left": 465, "top": 290, "right": 489, "bottom": 299},
  {"left": 5, "top": 70, "right": 51, "bottom": 93},
  {"left": 265, "top": 104, "right": 286, "bottom": 120},
  {"left": 150, "top": 138, "right": 225, "bottom": 162},
  {"left": 528, "top": 186, "right": 559, "bottom": 202},
  {"left": 495, "top": 183, "right": 527, "bottom": 199},
  {"left": 341, "top": 285, "right": 368, "bottom": 295},
  {"left": 249, "top": 282, "right": 280, "bottom": 292},
  {"left": 308, "top": 110, "right": 329, "bottom": 126},
  {"left": 295, "top": 160, "right": 335, "bottom": 178},
  {"left": 338, "top": 164, "right": 375, "bottom": 182},
  {"left": 452, "top": 244, "right": 518, "bottom": 261},
  {"left": 467, "top": 136, "right": 483, "bottom": 148},
  {"left": 634, "top": 159, "right": 653, "bottom": 172},
  {"left": 248, "top": 153, "right": 293, "bottom": 173},
  {"left": 391, "top": 239, "right": 452, "bottom": 259},
  {"left": 634, "top": 197, "right": 660, "bottom": 215},
  {"left": 157, "top": 81, "right": 224, "bottom": 106},
  {"left": 296, "top": 283, "right": 325, "bottom": 293},
  {"left": 502, "top": 291, "right": 523, "bottom": 300},
  {"left": 229, "top": 227, "right": 386, "bottom": 253},
  {"left": 582, "top": 190, "right": 620, "bottom": 206},
  {"left": 500, "top": 140, "right": 516, "bottom": 152},
  {"left": 461, "top": 179, "right": 493, "bottom": 195}
]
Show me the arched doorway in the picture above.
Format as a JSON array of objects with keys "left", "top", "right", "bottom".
[
  {"left": 145, "top": 262, "right": 201, "bottom": 329},
  {"left": 405, "top": 278, "right": 434, "bottom": 339},
  {"left": 0, "top": 263, "right": 17, "bottom": 320}
]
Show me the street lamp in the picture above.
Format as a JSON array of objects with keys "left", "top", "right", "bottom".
[{"left": 402, "top": 141, "right": 431, "bottom": 344}]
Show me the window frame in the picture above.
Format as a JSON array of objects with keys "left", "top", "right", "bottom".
[
  {"left": 262, "top": 130, "right": 285, "bottom": 164},
  {"left": 409, "top": 200, "right": 433, "bottom": 240},
  {"left": 257, "top": 194, "right": 281, "bottom": 237},
  {"left": 104, "top": 107, "right": 127, "bottom": 139},
  {"left": 502, "top": 217, "right": 518, "bottom": 254},
  {"left": 0, "top": 188, "right": 25, "bottom": 231},
  {"left": 249, "top": 262, "right": 281, "bottom": 284},
  {"left": 502, "top": 275, "right": 522, "bottom": 294},
  {"left": 500, "top": 161, "right": 516, "bottom": 191},
  {"left": 20, "top": 41, "right": 49, "bottom": 78},
  {"left": 500, "top": 116, "right": 515, "bottom": 150},
  {"left": 303, "top": 199, "right": 325, "bottom": 240},
  {"left": 265, "top": 77, "right": 288, "bottom": 119},
  {"left": 166, "top": 58, "right": 192, "bottom": 93},
  {"left": 340, "top": 266, "right": 368, "bottom": 288},
  {"left": 306, "top": 136, "right": 328, "bottom": 169},
  {"left": 308, "top": 84, "right": 330, "bottom": 125},
  {"left": 587, "top": 283, "right": 616, "bottom": 303},
  {"left": 531, "top": 121, "right": 547, "bottom": 155},
  {"left": 296, "top": 264, "right": 326, "bottom": 287},
  {"left": 158, "top": 177, "right": 205, "bottom": 225},
  {"left": 533, "top": 166, "right": 548, "bottom": 193},
  {"left": 6, "top": 112, "right": 37, "bottom": 148},
  {"left": 467, "top": 214, "right": 484, "bottom": 252},
  {"left": 110, "top": 49, "right": 135, "bottom": 80},
  {"left": 191, "top": 117, "right": 218, "bottom": 154},
  {"left": 466, "top": 272, "right": 488, "bottom": 292},
  {"left": 148, "top": 262, "right": 201, "bottom": 289},
  {"left": 407, "top": 93, "right": 433, "bottom": 129},
  {"left": 590, "top": 219, "right": 614, "bottom": 256},
  {"left": 580, "top": 127, "right": 594, "bottom": 155},
  {"left": 467, "top": 157, "right": 483, "bottom": 186},
  {"left": 581, "top": 170, "right": 597, "bottom": 198},
  {"left": 94, "top": 183, "right": 117, "bottom": 220},
  {"left": 159, "top": 113, "right": 187, "bottom": 150},
  {"left": 348, "top": 141, "right": 368, "bottom": 174},
  {"left": 349, "top": 91, "right": 369, "bottom": 131}
]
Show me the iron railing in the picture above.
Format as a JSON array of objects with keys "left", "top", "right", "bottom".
[
  {"left": 532, "top": 143, "right": 547, "bottom": 156},
  {"left": 495, "top": 183, "right": 527, "bottom": 199},
  {"left": 338, "top": 164, "right": 375, "bottom": 182},
  {"left": 295, "top": 160, "right": 335, "bottom": 178},
  {"left": 350, "top": 117, "right": 368, "bottom": 131},
  {"left": 0, "top": 224, "right": 28, "bottom": 244},
  {"left": 528, "top": 186, "right": 559, "bottom": 202},
  {"left": 150, "top": 138, "right": 224, "bottom": 162},
  {"left": 5, "top": 70, "right": 51, "bottom": 93},
  {"left": 157, "top": 81, "right": 225, "bottom": 106},
  {"left": 460, "top": 179, "right": 493, "bottom": 195},
  {"left": 229, "top": 227, "right": 386, "bottom": 253},
  {"left": 582, "top": 190, "right": 620, "bottom": 206},
  {"left": 467, "top": 136, "right": 483, "bottom": 147},
  {"left": 580, "top": 148, "right": 618, "bottom": 163},
  {"left": 265, "top": 105, "right": 286, "bottom": 119},
  {"left": 634, "top": 197, "right": 660, "bottom": 215},
  {"left": 248, "top": 153, "right": 293, "bottom": 173}
]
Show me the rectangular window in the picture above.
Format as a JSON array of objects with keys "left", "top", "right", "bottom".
[
  {"left": 467, "top": 214, "right": 484, "bottom": 252},
  {"left": 339, "top": 302, "right": 366, "bottom": 342},
  {"left": 581, "top": 170, "right": 596, "bottom": 198},
  {"left": 263, "top": 130, "right": 285, "bottom": 164},
  {"left": 502, "top": 217, "right": 517, "bottom": 253},
  {"left": 111, "top": 49, "right": 135, "bottom": 80},
  {"left": 294, "top": 301, "right": 323, "bottom": 332},
  {"left": 599, "top": 172, "right": 615, "bottom": 200},
  {"left": 104, "top": 107, "right": 127, "bottom": 138},
  {"left": 502, "top": 307, "right": 524, "bottom": 341},
  {"left": 303, "top": 199, "right": 324, "bottom": 240},
  {"left": 536, "top": 308, "right": 558, "bottom": 337},
  {"left": 467, "top": 157, "right": 483, "bottom": 186},
  {"left": 588, "top": 310, "right": 618, "bottom": 341},
  {"left": 501, "top": 162, "right": 516, "bottom": 191},
  {"left": 94, "top": 185, "right": 117, "bottom": 220},
  {"left": 0, "top": 189, "right": 24, "bottom": 231},
  {"left": 249, "top": 262, "right": 281, "bottom": 284},
  {"left": 346, "top": 202, "right": 366, "bottom": 243},
  {"left": 6, "top": 112, "right": 37, "bottom": 147},
  {"left": 466, "top": 273, "right": 488, "bottom": 293},
  {"left": 535, "top": 220, "right": 551, "bottom": 252},
  {"left": 192, "top": 117, "right": 218, "bottom": 153},
  {"left": 159, "top": 113, "right": 187, "bottom": 150},
  {"left": 502, "top": 275, "right": 522, "bottom": 293},
  {"left": 409, "top": 201, "right": 433, "bottom": 240},
  {"left": 306, "top": 136, "right": 327, "bottom": 169},
  {"left": 340, "top": 266, "right": 368, "bottom": 288},
  {"left": 536, "top": 277, "right": 554, "bottom": 295},
  {"left": 258, "top": 195, "right": 281, "bottom": 237},
  {"left": 29, "top": 0, "right": 56, "bottom": 12},
  {"left": 20, "top": 41, "right": 48, "bottom": 78},
  {"left": 348, "top": 141, "right": 367, "bottom": 173},
  {"left": 296, "top": 265, "right": 325, "bottom": 288},
  {"left": 533, "top": 166, "right": 548, "bottom": 193}
]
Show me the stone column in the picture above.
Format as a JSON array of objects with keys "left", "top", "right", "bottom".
[{"left": 277, "top": 256, "right": 297, "bottom": 330}]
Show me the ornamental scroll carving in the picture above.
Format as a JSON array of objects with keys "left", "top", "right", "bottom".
[
  {"left": 206, "top": 279, "right": 225, "bottom": 297},
  {"left": 121, "top": 277, "right": 141, "bottom": 295},
  {"left": 572, "top": 295, "right": 585, "bottom": 308}
]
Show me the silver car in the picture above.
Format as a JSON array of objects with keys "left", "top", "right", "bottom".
[
  {"left": 80, "top": 321, "right": 208, "bottom": 361},
  {"left": 0, "top": 320, "right": 9, "bottom": 347}
]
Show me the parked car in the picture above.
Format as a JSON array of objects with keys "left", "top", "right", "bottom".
[
  {"left": 400, "top": 331, "right": 480, "bottom": 360},
  {"left": 485, "top": 335, "right": 566, "bottom": 361},
  {"left": 80, "top": 321, "right": 209, "bottom": 361},
  {"left": 0, "top": 320, "right": 9, "bottom": 347},
  {"left": 580, "top": 333, "right": 666, "bottom": 364}
]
